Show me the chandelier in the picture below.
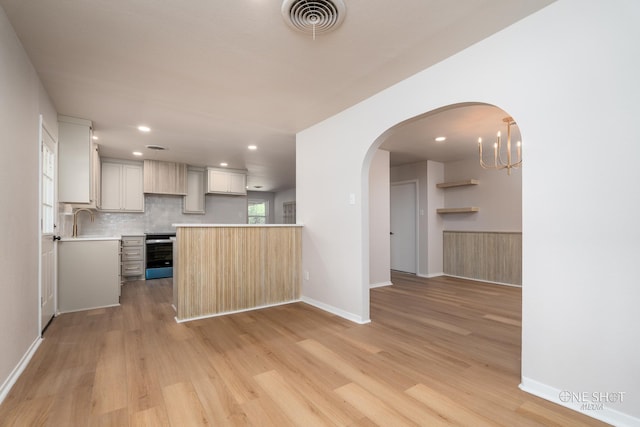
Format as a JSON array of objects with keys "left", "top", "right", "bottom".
[{"left": 478, "top": 116, "right": 522, "bottom": 175}]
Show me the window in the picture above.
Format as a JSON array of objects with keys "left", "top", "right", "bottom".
[
  {"left": 42, "top": 140, "right": 55, "bottom": 234},
  {"left": 248, "top": 199, "right": 268, "bottom": 224}
]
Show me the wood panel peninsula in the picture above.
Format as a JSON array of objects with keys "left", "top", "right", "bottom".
[{"left": 172, "top": 224, "right": 302, "bottom": 322}]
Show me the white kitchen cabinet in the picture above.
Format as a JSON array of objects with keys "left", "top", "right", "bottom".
[
  {"left": 58, "top": 115, "right": 100, "bottom": 205},
  {"left": 58, "top": 239, "right": 120, "bottom": 312},
  {"left": 101, "top": 160, "right": 144, "bottom": 212},
  {"left": 207, "top": 168, "right": 247, "bottom": 195},
  {"left": 92, "top": 143, "right": 101, "bottom": 209},
  {"left": 121, "top": 235, "right": 145, "bottom": 280},
  {"left": 228, "top": 173, "right": 247, "bottom": 194},
  {"left": 101, "top": 162, "right": 120, "bottom": 210},
  {"left": 184, "top": 167, "right": 205, "bottom": 213}
]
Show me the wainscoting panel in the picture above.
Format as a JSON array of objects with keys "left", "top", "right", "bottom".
[{"left": 443, "top": 231, "right": 522, "bottom": 286}]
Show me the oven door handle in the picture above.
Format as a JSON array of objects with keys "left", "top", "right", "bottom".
[{"left": 146, "top": 239, "right": 174, "bottom": 244}]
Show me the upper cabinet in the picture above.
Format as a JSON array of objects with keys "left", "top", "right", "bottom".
[
  {"left": 101, "top": 160, "right": 144, "bottom": 212},
  {"left": 58, "top": 115, "right": 100, "bottom": 206},
  {"left": 184, "top": 167, "right": 205, "bottom": 214},
  {"left": 207, "top": 168, "right": 247, "bottom": 195},
  {"left": 92, "top": 143, "right": 101, "bottom": 209},
  {"left": 143, "top": 160, "right": 188, "bottom": 195}
]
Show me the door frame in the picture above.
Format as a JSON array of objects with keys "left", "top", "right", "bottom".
[
  {"left": 39, "top": 115, "right": 58, "bottom": 334},
  {"left": 390, "top": 179, "right": 419, "bottom": 274}
]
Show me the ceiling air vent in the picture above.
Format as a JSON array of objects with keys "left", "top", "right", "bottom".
[
  {"left": 145, "top": 144, "right": 167, "bottom": 151},
  {"left": 281, "top": 0, "right": 346, "bottom": 39}
]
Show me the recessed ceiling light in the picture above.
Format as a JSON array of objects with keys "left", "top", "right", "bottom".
[
  {"left": 220, "top": 162, "right": 228, "bottom": 167},
  {"left": 435, "top": 136, "right": 446, "bottom": 142},
  {"left": 248, "top": 145, "right": 257, "bottom": 150},
  {"left": 92, "top": 135, "right": 98, "bottom": 140},
  {"left": 137, "top": 125, "right": 151, "bottom": 132},
  {"left": 132, "top": 151, "right": 143, "bottom": 156}
]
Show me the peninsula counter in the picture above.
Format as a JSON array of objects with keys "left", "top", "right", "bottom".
[{"left": 172, "top": 224, "right": 302, "bottom": 322}]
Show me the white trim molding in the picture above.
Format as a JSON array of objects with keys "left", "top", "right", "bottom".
[
  {"left": 0, "top": 337, "right": 42, "bottom": 405},
  {"left": 57, "top": 303, "right": 120, "bottom": 314},
  {"left": 444, "top": 274, "right": 522, "bottom": 288},
  {"left": 418, "top": 272, "right": 444, "bottom": 279},
  {"left": 301, "top": 296, "right": 371, "bottom": 325},
  {"left": 175, "top": 300, "right": 301, "bottom": 323},
  {"left": 370, "top": 281, "right": 393, "bottom": 289},
  {"left": 520, "top": 377, "right": 640, "bottom": 427}
]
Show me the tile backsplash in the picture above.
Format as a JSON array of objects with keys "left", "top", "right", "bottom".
[{"left": 60, "top": 194, "right": 248, "bottom": 237}]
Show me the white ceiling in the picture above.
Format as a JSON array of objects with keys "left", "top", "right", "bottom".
[
  {"left": 1, "top": 0, "right": 551, "bottom": 191},
  {"left": 379, "top": 103, "right": 523, "bottom": 166}
]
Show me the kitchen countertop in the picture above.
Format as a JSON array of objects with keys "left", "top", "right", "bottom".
[
  {"left": 172, "top": 224, "right": 303, "bottom": 228},
  {"left": 60, "top": 236, "right": 122, "bottom": 242}
]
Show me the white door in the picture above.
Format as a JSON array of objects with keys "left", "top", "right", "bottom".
[
  {"left": 40, "top": 120, "right": 57, "bottom": 332},
  {"left": 390, "top": 182, "right": 417, "bottom": 274}
]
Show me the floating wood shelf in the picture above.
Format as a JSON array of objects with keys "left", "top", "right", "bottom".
[
  {"left": 437, "top": 207, "right": 479, "bottom": 214},
  {"left": 436, "top": 179, "right": 479, "bottom": 189}
]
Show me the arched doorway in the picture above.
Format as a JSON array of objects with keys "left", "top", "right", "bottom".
[
  {"left": 364, "top": 102, "right": 524, "bottom": 388},
  {"left": 367, "top": 102, "right": 522, "bottom": 289}
]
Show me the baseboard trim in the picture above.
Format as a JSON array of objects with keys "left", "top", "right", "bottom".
[
  {"left": 0, "top": 336, "right": 42, "bottom": 405},
  {"left": 57, "top": 303, "right": 120, "bottom": 314},
  {"left": 175, "top": 299, "right": 301, "bottom": 323},
  {"left": 417, "top": 272, "right": 444, "bottom": 279},
  {"left": 444, "top": 274, "right": 522, "bottom": 288},
  {"left": 520, "top": 377, "right": 640, "bottom": 427},
  {"left": 301, "top": 296, "right": 371, "bottom": 325},
  {"left": 370, "top": 281, "right": 393, "bottom": 289}
]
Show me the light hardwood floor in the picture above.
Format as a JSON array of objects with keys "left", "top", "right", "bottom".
[{"left": 0, "top": 273, "right": 608, "bottom": 426}]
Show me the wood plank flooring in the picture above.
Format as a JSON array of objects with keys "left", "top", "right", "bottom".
[{"left": 0, "top": 273, "right": 609, "bottom": 426}]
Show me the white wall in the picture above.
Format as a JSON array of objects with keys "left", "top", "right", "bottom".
[
  {"left": 443, "top": 157, "right": 521, "bottom": 232},
  {"left": 368, "top": 150, "right": 390, "bottom": 287},
  {"left": 426, "top": 160, "right": 444, "bottom": 276},
  {"left": 297, "top": 0, "right": 640, "bottom": 423},
  {"left": 0, "top": 7, "right": 57, "bottom": 401}
]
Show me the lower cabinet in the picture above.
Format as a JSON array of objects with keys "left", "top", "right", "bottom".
[
  {"left": 121, "top": 235, "right": 145, "bottom": 280},
  {"left": 58, "top": 239, "right": 120, "bottom": 313}
]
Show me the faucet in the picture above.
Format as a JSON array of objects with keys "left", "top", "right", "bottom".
[{"left": 72, "top": 208, "right": 95, "bottom": 237}]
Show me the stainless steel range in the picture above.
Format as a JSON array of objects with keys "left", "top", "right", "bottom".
[{"left": 145, "top": 232, "right": 176, "bottom": 279}]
